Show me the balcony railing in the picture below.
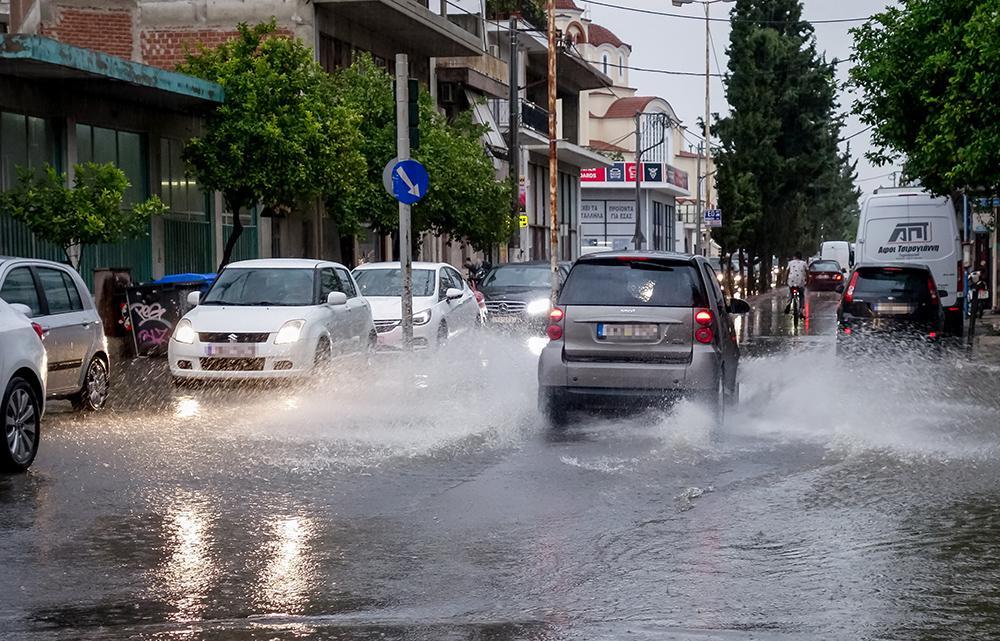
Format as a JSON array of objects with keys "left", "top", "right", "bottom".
[{"left": 491, "top": 98, "right": 549, "bottom": 135}]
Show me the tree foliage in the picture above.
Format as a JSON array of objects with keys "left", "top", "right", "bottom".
[
  {"left": 0, "top": 163, "right": 166, "bottom": 270},
  {"left": 486, "top": 0, "right": 545, "bottom": 27},
  {"left": 178, "top": 21, "right": 365, "bottom": 268},
  {"left": 331, "top": 55, "right": 514, "bottom": 252},
  {"left": 850, "top": 0, "right": 1000, "bottom": 197},
  {"left": 714, "top": 0, "right": 859, "bottom": 292}
]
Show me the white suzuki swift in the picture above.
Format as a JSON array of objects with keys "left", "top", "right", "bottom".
[{"left": 168, "top": 259, "right": 376, "bottom": 381}]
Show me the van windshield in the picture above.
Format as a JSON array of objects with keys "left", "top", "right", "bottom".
[{"left": 560, "top": 259, "right": 708, "bottom": 307}]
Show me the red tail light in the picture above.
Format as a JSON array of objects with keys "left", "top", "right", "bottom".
[
  {"left": 834, "top": 273, "right": 843, "bottom": 281},
  {"left": 928, "top": 331, "right": 938, "bottom": 339},
  {"left": 31, "top": 322, "right": 44, "bottom": 339},
  {"left": 844, "top": 271, "right": 860, "bottom": 303},
  {"left": 927, "top": 276, "right": 939, "bottom": 305},
  {"left": 694, "top": 327, "right": 714, "bottom": 344},
  {"left": 694, "top": 309, "right": 713, "bottom": 326},
  {"left": 842, "top": 326, "right": 852, "bottom": 335},
  {"left": 547, "top": 307, "right": 564, "bottom": 341}
]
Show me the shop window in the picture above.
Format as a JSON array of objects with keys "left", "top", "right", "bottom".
[
  {"left": 159, "top": 138, "right": 207, "bottom": 221},
  {"left": 76, "top": 123, "right": 148, "bottom": 203},
  {"left": 1, "top": 111, "right": 56, "bottom": 191}
]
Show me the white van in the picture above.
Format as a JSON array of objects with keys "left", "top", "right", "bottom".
[
  {"left": 820, "top": 241, "right": 851, "bottom": 273},
  {"left": 855, "top": 188, "right": 963, "bottom": 334}
]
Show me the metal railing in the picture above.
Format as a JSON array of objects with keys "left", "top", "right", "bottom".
[{"left": 491, "top": 98, "right": 550, "bottom": 135}]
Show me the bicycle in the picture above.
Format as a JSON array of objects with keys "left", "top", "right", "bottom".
[{"left": 786, "top": 286, "right": 805, "bottom": 326}]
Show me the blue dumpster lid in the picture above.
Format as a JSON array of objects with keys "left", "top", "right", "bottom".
[{"left": 153, "top": 273, "right": 216, "bottom": 284}]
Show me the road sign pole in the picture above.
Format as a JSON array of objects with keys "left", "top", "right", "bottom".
[{"left": 396, "top": 54, "right": 413, "bottom": 350}]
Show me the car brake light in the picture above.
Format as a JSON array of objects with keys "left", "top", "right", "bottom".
[
  {"left": 844, "top": 272, "right": 860, "bottom": 303},
  {"left": 842, "top": 326, "right": 852, "bottom": 335},
  {"left": 834, "top": 273, "right": 843, "bottom": 281},
  {"left": 31, "top": 322, "right": 44, "bottom": 339},
  {"left": 928, "top": 331, "right": 938, "bottom": 339},
  {"left": 547, "top": 307, "right": 564, "bottom": 341},
  {"left": 694, "top": 309, "right": 713, "bottom": 326},
  {"left": 694, "top": 327, "right": 714, "bottom": 344}
]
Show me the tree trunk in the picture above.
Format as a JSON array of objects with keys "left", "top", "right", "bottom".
[
  {"left": 759, "top": 254, "right": 773, "bottom": 293},
  {"left": 219, "top": 210, "right": 244, "bottom": 272},
  {"left": 739, "top": 249, "right": 746, "bottom": 297},
  {"left": 64, "top": 241, "right": 82, "bottom": 272}
]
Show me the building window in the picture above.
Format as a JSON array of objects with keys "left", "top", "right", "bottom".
[
  {"left": 602, "top": 54, "right": 609, "bottom": 75},
  {"left": 76, "top": 123, "right": 147, "bottom": 204},
  {"left": 160, "top": 138, "right": 206, "bottom": 221},
  {"left": 1, "top": 111, "right": 56, "bottom": 191},
  {"left": 619, "top": 55, "right": 625, "bottom": 78}
]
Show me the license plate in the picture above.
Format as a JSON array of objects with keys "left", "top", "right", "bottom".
[
  {"left": 817, "top": 274, "right": 829, "bottom": 279},
  {"left": 874, "top": 303, "right": 914, "bottom": 315},
  {"left": 492, "top": 316, "right": 520, "bottom": 324},
  {"left": 597, "top": 323, "right": 658, "bottom": 340},
  {"left": 205, "top": 344, "right": 256, "bottom": 357}
]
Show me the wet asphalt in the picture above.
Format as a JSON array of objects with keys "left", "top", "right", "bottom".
[{"left": 3, "top": 291, "right": 1000, "bottom": 640}]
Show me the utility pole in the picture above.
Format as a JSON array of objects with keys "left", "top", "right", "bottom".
[
  {"left": 703, "top": 0, "right": 713, "bottom": 225},
  {"left": 634, "top": 111, "right": 643, "bottom": 250},
  {"left": 695, "top": 142, "right": 703, "bottom": 256},
  {"left": 395, "top": 54, "right": 413, "bottom": 349},
  {"left": 546, "top": 0, "right": 559, "bottom": 304},
  {"left": 509, "top": 16, "right": 520, "bottom": 251}
]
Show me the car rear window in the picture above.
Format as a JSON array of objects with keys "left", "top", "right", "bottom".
[
  {"left": 852, "top": 268, "right": 931, "bottom": 302},
  {"left": 811, "top": 260, "right": 841, "bottom": 272},
  {"left": 560, "top": 258, "right": 708, "bottom": 308}
]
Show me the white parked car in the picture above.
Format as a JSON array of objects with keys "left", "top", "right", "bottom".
[
  {"left": 353, "top": 262, "right": 480, "bottom": 350},
  {"left": 0, "top": 298, "right": 47, "bottom": 472},
  {"left": 0, "top": 257, "right": 110, "bottom": 410},
  {"left": 168, "top": 259, "right": 376, "bottom": 381}
]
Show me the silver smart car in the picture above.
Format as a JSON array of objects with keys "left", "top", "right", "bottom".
[{"left": 537, "top": 252, "right": 751, "bottom": 426}]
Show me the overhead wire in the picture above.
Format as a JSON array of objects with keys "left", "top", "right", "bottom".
[{"left": 581, "top": 0, "right": 873, "bottom": 25}]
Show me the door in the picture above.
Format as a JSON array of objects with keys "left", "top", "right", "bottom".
[
  {"left": 443, "top": 266, "right": 477, "bottom": 332},
  {"left": 335, "top": 267, "right": 369, "bottom": 352},
  {"left": 318, "top": 267, "right": 351, "bottom": 353},
  {"left": 36, "top": 267, "right": 92, "bottom": 393}
]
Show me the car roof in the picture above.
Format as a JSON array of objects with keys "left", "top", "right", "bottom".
[
  {"left": 225, "top": 259, "right": 341, "bottom": 269},
  {"left": 0, "top": 256, "right": 75, "bottom": 270},
  {"left": 354, "top": 261, "right": 454, "bottom": 270},
  {"left": 576, "top": 250, "right": 696, "bottom": 263},
  {"left": 854, "top": 262, "right": 932, "bottom": 272}
]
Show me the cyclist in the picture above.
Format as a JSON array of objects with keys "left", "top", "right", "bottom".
[{"left": 784, "top": 251, "right": 808, "bottom": 317}]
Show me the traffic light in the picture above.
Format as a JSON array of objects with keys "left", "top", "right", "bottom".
[{"left": 394, "top": 78, "right": 420, "bottom": 151}]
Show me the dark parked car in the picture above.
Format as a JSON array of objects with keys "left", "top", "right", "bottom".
[
  {"left": 837, "top": 263, "right": 944, "bottom": 353},
  {"left": 538, "top": 252, "right": 751, "bottom": 426},
  {"left": 479, "top": 261, "right": 571, "bottom": 331},
  {"left": 807, "top": 259, "right": 845, "bottom": 291}
]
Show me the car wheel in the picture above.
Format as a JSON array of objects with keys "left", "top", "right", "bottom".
[
  {"left": 313, "top": 337, "right": 333, "bottom": 372},
  {"left": 539, "top": 388, "right": 569, "bottom": 429},
  {"left": 71, "top": 356, "right": 110, "bottom": 411},
  {"left": 437, "top": 321, "right": 449, "bottom": 349},
  {"left": 1, "top": 377, "right": 41, "bottom": 473}
]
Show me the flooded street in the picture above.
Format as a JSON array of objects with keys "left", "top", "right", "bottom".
[{"left": 3, "top": 292, "right": 1000, "bottom": 640}]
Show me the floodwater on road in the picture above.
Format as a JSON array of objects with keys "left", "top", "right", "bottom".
[{"left": 3, "top": 292, "right": 1000, "bottom": 640}]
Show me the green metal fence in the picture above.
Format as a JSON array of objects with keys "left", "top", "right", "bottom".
[{"left": 164, "top": 217, "right": 213, "bottom": 274}]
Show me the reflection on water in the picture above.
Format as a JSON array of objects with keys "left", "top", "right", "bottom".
[
  {"left": 173, "top": 396, "right": 202, "bottom": 419},
  {"left": 157, "top": 491, "right": 217, "bottom": 621},
  {"left": 259, "top": 516, "right": 315, "bottom": 614}
]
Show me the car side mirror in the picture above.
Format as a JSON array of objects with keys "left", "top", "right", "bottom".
[
  {"left": 186, "top": 291, "right": 201, "bottom": 306},
  {"left": 446, "top": 287, "right": 463, "bottom": 301},
  {"left": 9, "top": 303, "right": 32, "bottom": 317},
  {"left": 835, "top": 285, "right": 845, "bottom": 294},
  {"left": 727, "top": 298, "right": 751, "bottom": 314},
  {"left": 327, "top": 291, "right": 348, "bottom": 306}
]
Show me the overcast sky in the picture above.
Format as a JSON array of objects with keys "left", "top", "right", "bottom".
[{"left": 582, "top": 0, "right": 903, "bottom": 196}]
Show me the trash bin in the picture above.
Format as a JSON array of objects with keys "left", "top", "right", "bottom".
[{"left": 126, "top": 274, "right": 216, "bottom": 357}]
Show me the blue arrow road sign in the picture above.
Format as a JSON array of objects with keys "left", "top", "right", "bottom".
[{"left": 391, "top": 159, "right": 429, "bottom": 205}]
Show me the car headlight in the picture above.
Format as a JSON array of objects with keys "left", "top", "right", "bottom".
[
  {"left": 413, "top": 310, "right": 432, "bottom": 326},
  {"left": 274, "top": 319, "right": 306, "bottom": 344},
  {"left": 173, "top": 319, "right": 196, "bottom": 344},
  {"left": 525, "top": 298, "right": 551, "bottom": 316}
]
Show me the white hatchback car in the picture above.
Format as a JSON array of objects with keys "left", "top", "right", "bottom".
[
  {"left": 352, "top": 261, "right": 480, "bottom": 350},
  {"left": 0, "top": 298, "right": 47, "bottom": 472},
  {"left": 0, "top": 257, "right": 110, "bottom": 410},
  {"left": 168, "top": 259, "right": 376, "bottom": 381}
]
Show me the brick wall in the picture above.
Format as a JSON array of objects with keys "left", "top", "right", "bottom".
[
  {"left": 141, "top": 29, "right": 243, "bottom": 70},
  {"left": 41, "top": 6, "right": 134, "bottom": 59}
]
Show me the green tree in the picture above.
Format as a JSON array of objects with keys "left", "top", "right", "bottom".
[
  {"left": 0, "top": 162, "right": 166, "bottom": 271},
  {"left": 714, "top": 0, "right": 857, "bottom": 292},
  {"left": 331, "top": 56, "right": 513, "bottom": 253},
  {"left": 178, "top": 21, "right": 365, "bottom": 268},
  {"left": 851, "top": 0, "right": 1000, "bottom": 198}
]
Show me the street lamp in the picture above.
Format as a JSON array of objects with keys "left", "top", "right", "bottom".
[{"left": 671, "top": 0, "right": 735, "bottom": 255}]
